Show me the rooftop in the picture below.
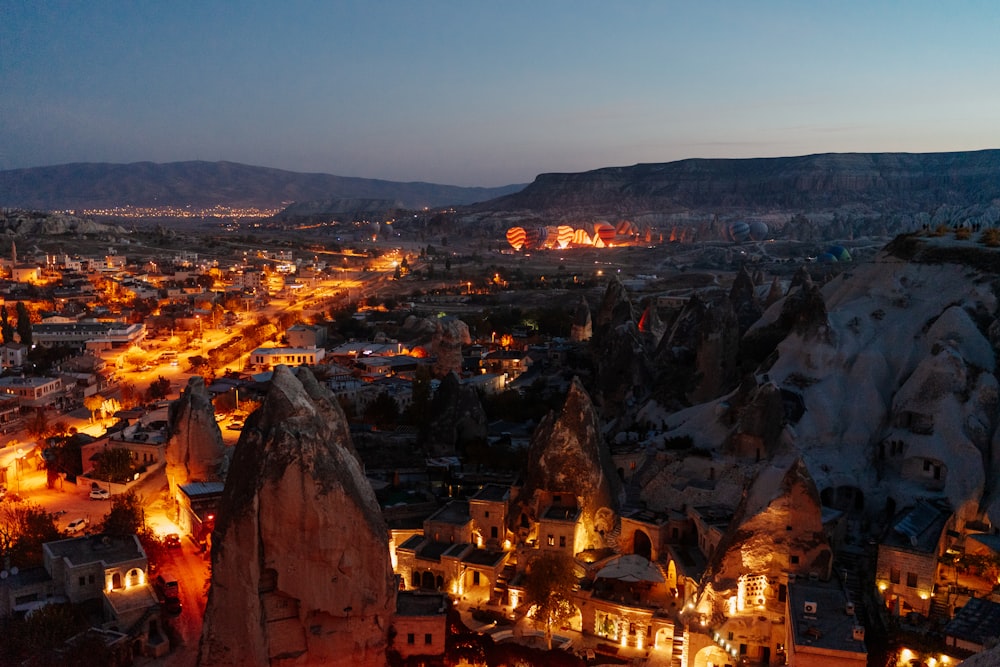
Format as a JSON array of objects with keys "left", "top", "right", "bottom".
[
  {"left": 883, "top": 498, "right": 951, "bottom": 553},
  {"left": 542, "top": 505, "right": 581, "bottom": 522},
  {"left": 944, "top": 597, "right": 1000, "bottom": 645},
  {"left": 427, "top": 499, "right": 470, "bottom": 526},
  {"left": 788, "top": 581, "right": 866, "bottom": 657},
  {"left": 396, "top": 591, "right": 449, "bottom": 617},
  {"left": 470, "top": 483, "right": 509, "bottom": 504},
  {"left": 44, "top": 534, "right": 145, "bottom": 567}
]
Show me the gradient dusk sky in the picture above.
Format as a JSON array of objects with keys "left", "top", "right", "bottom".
[{"left": 2, "top": 1, "right": 999, "bottom": 186}]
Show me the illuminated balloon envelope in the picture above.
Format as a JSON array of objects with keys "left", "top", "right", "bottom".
[
  {"left": 616, "top": 220, "right": 638, "bottom": 236},
  {"left": 556, "top": 225, "right": 574, "bottom": 249},
  {"left": 506, "top": 226, "right": 526, "bottom": 250},
  {"left": 572, "top": 228, "right": 593, "bottom": 245},
  {"left": 522, "top": 227, "right": 541, "bottom": 250},
  {"left": 594, "top": 222, "right": 616, "bottom": 245}
]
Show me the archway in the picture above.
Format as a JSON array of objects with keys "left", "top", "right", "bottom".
[
  {"left": 665, "top": 559, "right": 678, "bottom": 592},
  {"left": 633, "top": 529, "right": 652, "bottom": 560},
  {"left": 112, "top": 572, "right": 122, "bottom": 590},
  {"left": 128, "top": 568, "right": 142, "bottom": 587},
  {"left": 436, "top": 575, "right": 444, "bottom": 590},
  {"left": 421, "top": 571, "right": 435, "bottom": 589},
  {"left": 411, "top": 571, "right": 420, "bottom": 588}
]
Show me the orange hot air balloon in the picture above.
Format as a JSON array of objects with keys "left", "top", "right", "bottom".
[
  {"left": 506, "top": 226, "right": 526, "bottom": 250},
  {"left": 556, "top": 225, "right": 574, "bottom": 248}
]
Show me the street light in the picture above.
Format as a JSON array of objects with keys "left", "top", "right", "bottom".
[{"left": 14, "top": 447, "right": 24, "bottom": 495}]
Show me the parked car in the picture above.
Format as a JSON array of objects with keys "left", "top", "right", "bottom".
[
  {"left": 227, "top": 421, "right": 244, "bottom": 431},
  {"left": 67, "top": 518, "right": 88, "bottom": 533},
  {"left": 89, "top": 487, "right": 110, "bottom": 500},
  {"left": 164, "top": 533, "right": 181, "bottom": 549},
  {"left": 155, "top": 575, "right": 181, "bottom": 614}
]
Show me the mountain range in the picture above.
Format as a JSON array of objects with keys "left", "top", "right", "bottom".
[{"left": 0, "top": 161, "right": 526, "bottom": 211}]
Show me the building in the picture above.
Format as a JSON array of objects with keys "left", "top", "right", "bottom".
[
  {"left": 285, "top": 323, "right": 327, "bottom": 349},
  {"left": 391, "top": 591, "right": 449, "bottom": 660},
  {"left": 176, "top": 481, "right": 224, "bottom": 547},
  {"left": 0, "top": 375, "right": 63, "bottom": 407},
  {"left": 249, "top": 347, "right": 325, "bottom": 370},
  {"left": 785, "top": 580, "right": 867, "bottom": 666},
  {"left": 32, "top": 321, "right": 146, "bottom": 351},
  {"left": 944, "top": 596, "right": 1000, "bottom": 654},
  {"left": 876, "top": 498, "right": 953, "bottom": 616}
]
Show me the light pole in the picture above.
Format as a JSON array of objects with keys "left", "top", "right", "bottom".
[{"left": 14, "top": 447, "right": 24, "bottom": 495}]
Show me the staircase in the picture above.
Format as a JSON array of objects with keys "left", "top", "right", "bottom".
[
  {"left": 670, "top": 622, "right": 685, "bottom": 667},
  {"left": 928, "top": 596, "right": 950, "bottom": 623}
]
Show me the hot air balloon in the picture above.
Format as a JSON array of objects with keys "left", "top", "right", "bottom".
[
  {"left": 748, "top": 220, "right": 769, "bottom": 241},
  {"left": 729, "top": 221, "right": 751, "bottom": 243},
  {"left": 573, "top": 228, "right": 593, "bottom": 245},
  {"left": 594, "top": 222, "right": 616, "bottom": 246},
  {"left": 825, "top": 245, "right": 852, "bottom": 262},
  {"left": 556, "top": 225, "right": 574, "bottom": 249},
  {"left": 506, "top": 227, "right": 526, "bottom": 250}
]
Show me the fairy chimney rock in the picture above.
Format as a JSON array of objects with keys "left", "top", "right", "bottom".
[{"left": 198, "top": 365, "right": 395, "bottom": 666}]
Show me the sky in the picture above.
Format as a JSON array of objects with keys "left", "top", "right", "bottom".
[{"left": 2, "top": 1, "right": 1000, "bottom": 187}]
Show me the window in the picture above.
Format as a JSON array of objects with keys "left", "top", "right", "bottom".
[
  {"left": 559, "top": 536, "right": 566, "bottom": 548},
  {"left": 790, "top": 555, "right": 799, "bottom": 565},
  {"left": 890, "top": 568, "right": 900, "bottom": 584},
  {"left": 407, "top": 633, "right": 415, "bottom": 645},
  {"left": 484, "top": 511, "right": 490, "bottom": 518},
  {"left": 906, "top": 572, "right": 918, "bottom": 588},
  {"left": 547, "top": 535, "right": 554, "bottom": 546},
  {"left": 473, "top": 571, "right": 481, "bottom": 585},
  {"left": 490, "top": 526, "right": 498, "bottom": 539},
  {"left": 88, "top": 574, "right": 95, "bottom": 584},
  {"left": 79, "top": 576, "right": 85, "bottom": 586},
  {"left": 425, "top": 633, "right": 432, "bottom": 645}
]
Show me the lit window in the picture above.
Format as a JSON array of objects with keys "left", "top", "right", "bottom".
[{"left": 547, "top": 535, "right": 554, "bottom": 546}]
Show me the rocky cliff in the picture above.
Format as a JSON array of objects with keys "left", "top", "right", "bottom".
[
  {"left": 462, "top": 150, "right": 1000, "bottom": 240},
  {"left": 510, "top": 377, "right": 621, "bottom": 549},
  {"left": 647, "top": 233, "right": 1000, "bottom": 534},
  {"left": 165, "top": 377, "right": 227, "bottom": 493},
  {"left": 198, "top": 365, "right": 395, "bottom": 667}
]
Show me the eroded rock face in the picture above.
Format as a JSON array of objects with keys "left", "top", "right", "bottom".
[
  {"left": 198, "top": 366, "right": 395, "bottom": 667},
  {"left": 570, "top": 296, "right": 593, "bottom": 342},
  {"left": 703, "top": 459, "right": 831, "bottom": 597},
  {"left": 510, "top": 377, "right": 620, "bottom": 550},
  {"left": 431, "top": 317, "right": 471, "bottom": 378},
  {"left": 424, "top": 372, "right": 488, "bottom": 457},
  {"left": 165, "top": 377, "right": 226, "bottom": 492}
]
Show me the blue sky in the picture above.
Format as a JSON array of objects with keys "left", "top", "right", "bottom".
[{"left": 2, "top": 1, "right": 999, "bottom": 186}]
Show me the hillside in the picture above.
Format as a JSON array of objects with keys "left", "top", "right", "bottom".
[
  {"left": 462, "top": 150, "right": 1000, "bottom": 240},
  {"left": 0, "top": 161, "right": 525, "bottom": 210}
]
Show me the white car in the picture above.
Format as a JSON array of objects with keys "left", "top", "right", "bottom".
[
  {"left": 67, "top": 518, "right": 88, "bottom": 533},
  {"left": 89, "top": 487, "right": 110, "bottom": 500}
]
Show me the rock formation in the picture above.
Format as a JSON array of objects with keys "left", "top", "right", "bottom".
[
  {"left": 430, "top": 317, "right": 471, "bottom": 378},
  {"left": 424, "top": 372, "right": 488, "bottom": 457},
  {"left": 701, "top": 458, "right": 832, "bottom": 599},
  {"left": 198, "top": 365, "right": 395, "bottom": 667},
  {"left": 509, "top": 377, "right": 621, "bottom": 551},
  {"left": 570, "top": 296, "right": 592, "bottom": 342},
  {"left": 165, "top": 376, "right": 226, "bottom": 494}
]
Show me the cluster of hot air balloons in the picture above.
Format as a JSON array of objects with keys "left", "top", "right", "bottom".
[
  {"left": 506, "top": 220, "right": 642, "bottom": 250},
  {"left": 727, "top": 220, "right": 769, "bottom": 242},
  {"left": 818, "top": 245, "right": 852, "bottom": 262}
]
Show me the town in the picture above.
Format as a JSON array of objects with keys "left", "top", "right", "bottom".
[{"left": 0, "top": 215, "right": 999, "bottom": 667}]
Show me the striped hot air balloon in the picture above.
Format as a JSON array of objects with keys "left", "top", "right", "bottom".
[
  {"left": 556, "top": 225, "right": 574, "bottom": 249},
  {"left": 523, "top": 227, "right": 541, "bottom": 250},
  {"left": 572, "top": 228, "right": 593, "bottom": 245},
  {"left": 506, "top": 226, "right": 526, "bottom": 250},
  {"left": 616, "top": 220, "right": 638, "bottom": 236},
  {"left": 594, "top": 222, "right": 616, "bottom": 246}
]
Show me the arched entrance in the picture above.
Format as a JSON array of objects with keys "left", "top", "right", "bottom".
[
  {"left": 112, "top": 572, "right": 122, "bottom": 590},
  {"left": 421, "top": 571, "right": 435, "bottom": 589},
  {"left": 633, "top": 529, "right": 652, "bottom": 560}
]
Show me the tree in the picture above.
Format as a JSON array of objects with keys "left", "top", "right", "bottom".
[
  {"left": 15, "top": 301, "right": 32, "bottom": 345},
  {"left": 146, "top": 375, "right": 171, "bottom": 400},
  {"left": 102, "top": 491, "right": 144, "bottom": 536},
  {"left": 523, "top": 551, "right": 578, "bottom": 649},
  {"left": 25, "top": 407, "right": 51, "bottom": 439},
  {"left": 0, "top": 305, "right": 12, "bottom": 345},
  {"left": 83, "top": 394, "right": 105, "bottom": 423},
  {"left": 363, "top": 392, "right": 399, "bottom": 429},
  {"left": 0, "top": 501, "right": 61, "bottom": 569},
  {"left": 122, "top": 345, "right": 149, "bottom": 371},
  {"left": 93, "top": 447, "right": 135, "bottom": 484}
]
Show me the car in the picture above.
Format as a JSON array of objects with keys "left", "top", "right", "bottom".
[
  {"left": 164, "top": 533, "right": 181, "bottom": 549},
  {"left": 67, "top": 518, "right": 88, "bottom": 533},
  {"left": 89, "top": 487, "right": 110, "bottom": 500},
  {"left": 227, "top": 421, "right": 244, "bottom": 431}
]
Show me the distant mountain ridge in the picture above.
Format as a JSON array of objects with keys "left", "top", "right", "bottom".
[
  {"left": 462, "top": 150, "right": 1000, "bottom": 238},
  {"left": 0, "top": 161, "right": 526, "bottom": 210}
]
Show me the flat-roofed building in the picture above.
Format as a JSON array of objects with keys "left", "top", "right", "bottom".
[
  {"left": 785, "top": 580, "right": 867, "bottom": 666},
  {"left": 392, "top": 591, "right": 448, "bottom": 660}
]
